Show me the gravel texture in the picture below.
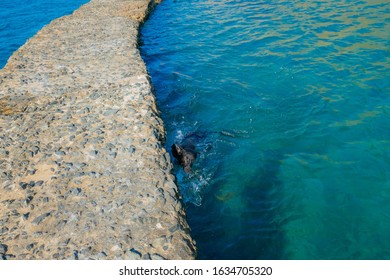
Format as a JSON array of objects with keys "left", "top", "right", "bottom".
[{"left": 0, "top": 0, "right": 196, "bottom": 260}]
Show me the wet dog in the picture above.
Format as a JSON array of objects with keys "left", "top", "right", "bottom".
[
  {"left": 171, "top": 142, "right": 197, "bottom": 173},
  {"left": 171, "top": 133, "right": 199, "bottom": 173}
]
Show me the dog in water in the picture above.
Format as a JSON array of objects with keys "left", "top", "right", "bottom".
[
  {"left": 171, "top": 143, "right": 197, "bottom": 173},
  {"left": 171, "top": 133, "right": 200, "bottom": 173}
]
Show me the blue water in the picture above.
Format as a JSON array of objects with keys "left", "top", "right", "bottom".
[
  {"left": 0, "top": 0, "right": 89, "bottom": 68},
  {"left": 141, "top": 0, "right": 390, "bottom": 259},
  {"left": 1, "top": 0, "right": 389, "bottom": 261}
]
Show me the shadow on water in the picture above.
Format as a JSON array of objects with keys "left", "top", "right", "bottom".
[
  {"left": 141, "top": 0, "right": 390, "bottom": 260},
  {"left": 182, "top": 143, "right": 286, "bottom": 260}
]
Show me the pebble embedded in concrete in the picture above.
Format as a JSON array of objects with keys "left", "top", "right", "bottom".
[{"left": 0, "top": 0, "right": 196, "bottom": 260}]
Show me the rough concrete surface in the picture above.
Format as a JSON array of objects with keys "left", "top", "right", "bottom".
[{"left": 0, "top": 0, "right": 196, "bottom": 260}]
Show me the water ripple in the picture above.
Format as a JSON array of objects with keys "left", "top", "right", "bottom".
[
  {"left": 141, "top": 0, "right": 390, "bottom": 259},
  {"left": 0, "top": 0, "right": 89, "bottom": 68}
]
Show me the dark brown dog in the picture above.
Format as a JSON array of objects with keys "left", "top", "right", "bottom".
[{"left": 171, "top": 143, "right": 197, "bottom": 173}]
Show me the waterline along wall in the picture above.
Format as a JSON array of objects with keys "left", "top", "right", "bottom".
[{"left": 0, "top": 0, "right": 196, "bottom": 260}]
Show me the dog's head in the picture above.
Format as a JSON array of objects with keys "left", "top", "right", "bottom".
[
  {"left": 171, "top": 143, "right": 197, "bottom": 173},
  {"left": 171, "top": 143, "right": 184, "bottom": 159}
]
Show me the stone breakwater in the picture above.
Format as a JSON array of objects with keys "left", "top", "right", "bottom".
[{"left": 0, "top": 0, "right": 196, "bottom": 260}]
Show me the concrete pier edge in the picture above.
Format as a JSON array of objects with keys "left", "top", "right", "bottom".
[{"left": 0, "top": 0, "right": 196, "bottom": 260}]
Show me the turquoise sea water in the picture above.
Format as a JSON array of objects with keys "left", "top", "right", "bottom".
[
  {"left": 1, "top": 0, "right": 389, "bottom": 261},
  {"left": 141, "top": 0, "right": 390, "bottom": 259},
  {"left": 0, "top": 0, "right": 89, "bottom": 68}
]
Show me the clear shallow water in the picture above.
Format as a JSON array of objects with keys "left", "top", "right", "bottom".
[
  {"left": 141, "top": 0, "right": 390, "bottom": 259},
  {"left": 0, "top": 0, "right": 89, "bottom": 68}
]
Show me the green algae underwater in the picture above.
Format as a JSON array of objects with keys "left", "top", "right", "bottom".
[{"left": 141, "top": 0, "right": 390, "bottom": 259}]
